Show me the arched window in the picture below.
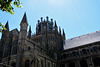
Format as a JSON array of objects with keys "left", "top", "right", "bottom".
[
  {"left": 72, "top": 52, "right": 77, "bottom": 57},
  {"left": 93, "top": 47, "right": 98, "bottom": 53},
  {"left": 25, "top": 59, "right": 30, "bottom": 67},
  {"left": 82, "top": 49, "right": 87, "bottom": 55}
]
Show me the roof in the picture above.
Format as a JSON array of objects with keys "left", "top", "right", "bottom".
[{"left": 64, "top": 30, "right": 100, "bottom": 50}]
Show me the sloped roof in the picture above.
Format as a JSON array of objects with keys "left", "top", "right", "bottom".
[{"left": 64, "top": 30, "right": 100, "bottom": 50}]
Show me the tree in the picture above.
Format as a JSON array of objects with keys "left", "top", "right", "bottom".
[
  {"left": 0, "top": 0, "right": 22, "bottom": 32},
  {"left": 0, "top": 0, "right": 22, "bottom": 14}
]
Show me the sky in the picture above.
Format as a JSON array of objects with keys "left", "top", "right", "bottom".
[{"left": 0, "top": 0, "right": 100, "bottom": 39}]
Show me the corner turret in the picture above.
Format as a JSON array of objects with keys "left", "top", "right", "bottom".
[{"left": 19, "top": 12, "right": 28, "bottom": 39}]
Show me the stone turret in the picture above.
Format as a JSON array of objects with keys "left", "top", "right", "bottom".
[
  {"left": 16, "top": 12, "right": 28, "bottom": 67},
  {"left": 20, "top": 12, "right": 28, "bottom": 39}
]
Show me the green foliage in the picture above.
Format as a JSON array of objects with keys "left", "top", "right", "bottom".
[
  {"left": 0, "top": 0, "right": 22, "bottom": 14},
  {"left": 0, "top": 22, "right": 6, "bottom": 32},
  {"left": 0, "top": 0, "right": 22, "bottom": 33}
]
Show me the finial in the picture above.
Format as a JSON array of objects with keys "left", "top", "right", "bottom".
[
  {"left": 29, "top": 25, "right": 31, "bottom": 32},
  {"left": 55, "top": 20, "right": 57, "bottom": 27},
  {"left": 41, "top": 17, "right": 43, "bottom": 21},
  {"left": 59, "top": 26, "right": 61, "bottom": 34},
  {"left": 63, "top": 29, "right": 65, "bottom": 35},
  {"left": 51, "top": 19, "right": 53, "bottom": 22},
  {"left": 46, "top": 16, "right": 49, "bottom": 21},
  {"left": 38, "top": 20, "right": 40, "bottom": 24}
]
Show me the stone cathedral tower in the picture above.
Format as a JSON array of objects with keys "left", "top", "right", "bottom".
[
  {"left": 1, "top": 12, "right": 100, "bottom": 67},
  {"left": 0, "top": 12, "right": 65, "bottom": 67}
]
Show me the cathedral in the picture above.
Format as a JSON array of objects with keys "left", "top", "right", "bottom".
[{"left": 0, "top": 13, "right": 100, "bottom": 67}]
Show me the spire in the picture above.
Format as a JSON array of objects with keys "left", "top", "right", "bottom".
[
  {"left": 20, "top": 12, "right": 28, "bottom": 25},
  {"left": 41, "top": 17, "right": 43, "bottom": 22},
  {"left": 63, "top": 29, "right": 65, "bottom": 40},
  {"left": 28, "top": 25, "right": 31, "bottom": 39},
  {"left": 46, "top": 16, "right": 49, "bottom": 21},
  {"left": 55, "top": 21, "right": 57, "bottom": 27},
  {"left": 63, "top": 29, "right": 65, "bottom": 35},
  {"left": 2, "top": 21, "right": 9, "bottom": 38},
  {"left": 5, "top": 21, "right": 9, "bottom": 32},
  {"left": 59, "top": 26, "right": 61, "bottom": 35}
]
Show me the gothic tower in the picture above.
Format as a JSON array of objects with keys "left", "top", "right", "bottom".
[{"left": 16, "top": 12, "right": 28, "bottom": 67}]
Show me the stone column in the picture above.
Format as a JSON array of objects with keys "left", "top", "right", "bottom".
[{"left": 87, "top": 57, "right": 94, "bottom": 67}]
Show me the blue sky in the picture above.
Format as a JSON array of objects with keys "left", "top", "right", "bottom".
[{"left": 0, "top": 0, "right": 100, "bottom": 39}]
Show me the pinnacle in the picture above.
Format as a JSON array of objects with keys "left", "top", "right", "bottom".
[{"left": 21, "top": 12, "right": 28, "bottom": 25}]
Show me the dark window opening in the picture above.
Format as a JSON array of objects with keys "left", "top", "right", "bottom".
[
  {"left": 69, "top": 62, "right": 75, "bottom": 67},
  {"left": 28, "top": 47, "right": 30, "bottom": 50},
  {"left": 80, "top": 59, "right": 88, "bottom": 67},
  {"left": 72, "top": 52, "right": 77, "bottom": 57},
  {"left": 11, "top": 63, "right": 16, "bottom": 67},
  {"left": 63, "top": 54, "right": 66, "bottom": 59},
  {"left": 82, "top": 49, "right": 87, "bottom": 55},
  {"left": 93, "top": 47, "right": 98, "bottom": 53},
  {"left": 93, "top": 57, "right": 100, "bottom": 67}
]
